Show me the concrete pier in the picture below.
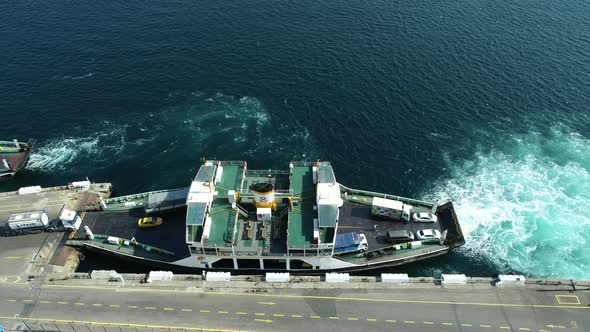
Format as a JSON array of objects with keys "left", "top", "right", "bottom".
[
  {"left": 0, "top": 183, "right": 112, "bottom": 279},
  {"left": 0, "top": 272, "right": 587, "bottom": 332}
]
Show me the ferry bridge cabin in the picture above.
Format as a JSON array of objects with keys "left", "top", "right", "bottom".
[{"left": 184, "top": 160, "right": 342, "bottom": 270}]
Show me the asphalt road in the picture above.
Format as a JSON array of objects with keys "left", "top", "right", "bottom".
[{"left": 0, "top": 282, "right": 587, "bottom": 332}]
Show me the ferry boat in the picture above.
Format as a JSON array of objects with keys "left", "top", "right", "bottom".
[
  {"left": 0, "top": 140, "right": 33, "bottom": 181},
  {"left": 68, "top": 160, "right": 465, "bottom": 273}
]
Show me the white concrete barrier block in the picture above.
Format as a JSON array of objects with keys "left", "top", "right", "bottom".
[
  {"left": 497, "top": 275, "right": 525, "bottom": 286},
  {"left": 441, "top": 274, "right": 467, "bottom": 286},
  {"left": 381, "top": 273, "right": 409, "bottom": 283},
  {"left": 266, "top": 272, "right": 290, "bottom": 283},
  {"left": 17, "top": 186, "right": 42, "bottom": 195},
  {"left": 206, "top": 272, "right": 231, "bottom": 282},
  {"left": 325, "top": 273, "right": 350, "bottom": 283},
  {"left": 107, "top": 236, "right": 120, "bottom": 245},
  {"left": 90, "top": 270, "right": 121, "bottom": 280},
  {"left": 147, "top": 271, "right": 174, "bottom": 283}
]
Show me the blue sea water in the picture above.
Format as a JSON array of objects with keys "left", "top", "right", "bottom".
[{"left": 1, "top": 0, "right": 589, "bottom": 278}]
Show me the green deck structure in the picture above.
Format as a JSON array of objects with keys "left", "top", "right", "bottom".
[
  {"left": 216, "top": 165, "right": 242, "bottom": 198},
  {"left": 206, "top": 164, "right": 242, "bottom": 246},
  {"left": 188, "top": 162, "right": 334, "bottom": 251},
  {"left": 207, "top": 203, "right": 236, "bottom": 247},
  {"left": 287, "top": 166, "right": 317, "bottom": 249}
]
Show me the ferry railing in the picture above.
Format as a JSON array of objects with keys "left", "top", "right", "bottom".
[
  {"left": 290, "top": 161, "right": 324, "bottom": 167},
  {"left": 103, "top": 187, "right": 187, "bottom": 205},
  {"left": 201, "top": 246, "right": 333, "bottom": 257},
  {"left": 235, "top": 204, "right": 249, "bottom": 218},
  {"left": 239, "top": 188, "right": 293, "bottom": 196},
  {"left": 216, "top": 160, "right": 246, "bottom": 166},
  {"left": 246, "top": 169, "right": 290, "bottom": 175},
  {"left": 339, "top": 183, "right": 433, "bottom": 207}
]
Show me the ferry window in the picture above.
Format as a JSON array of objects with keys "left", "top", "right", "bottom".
[
  {"left": 237, "top": 259, "right": 260, "bottom": 269},
  {"left": 290, "top": 259, "right": 312, "bottom": 270},
  {"left": 264, "top": 259, "right": 287, "bottom": 269},
  {"left": 211, "top": 259, "right": 234, "bottom": 268}
]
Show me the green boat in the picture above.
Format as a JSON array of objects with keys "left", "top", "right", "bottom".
[{"left": 0, "top": 139, "right": 33, "bottom": 181}]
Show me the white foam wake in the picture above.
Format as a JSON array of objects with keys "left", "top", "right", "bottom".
[
  {"left": 425, "top": 126, "right": 590, "bottom": 279},
  {"left": 27, "top": 124, "right": 127, "bottom": 172}
]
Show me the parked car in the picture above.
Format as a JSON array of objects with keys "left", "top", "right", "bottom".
[
  {"left": 137, "top": 216, "right": 163, "bottom": 228},
  {"left": 416, "top": 229, "right": 441, "bottom": 240},
  {"left": 412, "top": 212, "right": 438, "bottom": 223},
  {"left": 385, "top": 230, "right": 415, "bottom": 243}
]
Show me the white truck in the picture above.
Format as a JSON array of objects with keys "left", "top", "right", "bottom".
[
  {"left": 58, "top": 206, "right": 82, "bottom": 231},
  {"left": 6, "top": 211, "right": 52, "bottom": 235},
  {"left": 6, "top": 207, "right": 82, "bottom": 236},
  {"left": 371, "top": 197, "right": 412, "bottom": 222}
]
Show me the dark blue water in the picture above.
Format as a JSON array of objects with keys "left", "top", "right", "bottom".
[{"left": 2, "top": 0, "right": 589, "bottom": 278}]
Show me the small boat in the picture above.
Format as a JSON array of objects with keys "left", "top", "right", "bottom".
[{"left": 0, "top": 139, "right": 34, "bottom": 181}]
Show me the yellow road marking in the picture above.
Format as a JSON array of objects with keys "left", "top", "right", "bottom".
[
  {"left": 310, "top": 315, "right": 321, "bottom": 319},
  {"left": 518, "top": 328, "right": 530, "bottom": 331},
  {"left": 200, "top": 310, "right": 211, "bottom": 313},
  {"left": 291, "top": 315, "right": 302, "bottom": 318},
  {"left": 22, "top": 299, "right": 33, "bottom": 303},
  {"left": 480, "top": 324, "right": 492, "bottom": 328},
  {"left": 2, "top": 256, "right": 24, "bottom": 259},
  {"left": 38, "top": 283, "right": 590, "bottom": 310},
  {"left": 236, "top": 312, "right": 247, "bottom": 315},
  {"left": 499, "top": 327, "right": 510, "bottom": 329},
  {"left": 57, "top": 301, "right": 68, "bottom": 304},
  {"left": 0, "top": 316, "right": 253, "bottom": 332},
  {"left": 254, "top": 319, "right": 272, "bottom": 323},
  {"left": 164, "top": 308, "right": 175, "bottom": 311},
  {"left": 442, "top": 322, "right": 454, "bottom": 326},
  {"left": 461, "top": 323, "right": 473, "bottom": 327},
  {"left": 39, "top": 301, "right": 50, "bottom": 304},
  {"left": 386, "top": 319, "right": 396, "bottom": 323},
  {"left": 69, "top": 230, "right": 77, "bottom": 239},
  {"left": 329, "top": 316, "right": 339, "bottom": 320},
  {"left": 0, "top": 281, "right": 27, "bottom": 285},
  {"left": 255, "top": 313, "right": 265, "bottom": 316},
  {"left": 145, "top": 306, "right": 156, "bottom": 310},
  {"left": 128, "top": 305, "right": 138, "bottom": 308},
  {"left": 218, "top": 310, "right": 228, "bottom": 314},
  {"left": 109, "top": 304, "right": 120, "bottom": 308},
  {"left": 347, "top": 317, "right": 359, "bottom": 321},
  {"left": 367, "top": 318, "right": 377, "bottom": 322},
  {"left": 7, "top": 299, "right": 16, "bottom": 302},
  {"left": 182, "top": 309, "right": 193, "bottom": 312},
  {"left": 92, "top": 303, "right": 103, "bottom": 307},
  {"left": 404, "top": 320, "right": 415, "bottom": 324},
  {"left": 273, "top": 314, "right": 285, "bottom": 317},
  {"left": 424, "top": 321, "right": 434, "bottom": 324},
  {"left": 74, "top": 303, "right": 85, "bottom": 306},
  {"left": 555, "top": 295, "right": 581, "bottom": 305},
  {"left": 257, "top": 301, "right": 276, "bottom": 305}
]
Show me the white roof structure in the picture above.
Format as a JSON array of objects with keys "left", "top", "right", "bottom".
[{"left": 372, "top": 197, "right": 403, "bottom": 210}]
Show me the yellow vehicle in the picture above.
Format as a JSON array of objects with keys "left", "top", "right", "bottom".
[{"left": 137, "top": 216, "right": 163, "bottom": 228}]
